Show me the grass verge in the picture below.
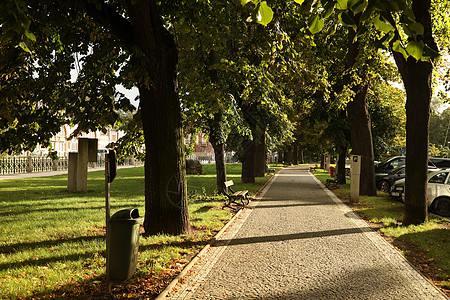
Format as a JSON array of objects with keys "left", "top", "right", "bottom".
[
  {"left": 313, "top": 169, "right": 450, "bottom": 297},
  {"left": 0, "top": 164, "right": 276, "bottom": 299}
]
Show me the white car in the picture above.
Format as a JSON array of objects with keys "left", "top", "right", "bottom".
[{"left": 391, "top": 169, "right": 450, "bottom": 217}]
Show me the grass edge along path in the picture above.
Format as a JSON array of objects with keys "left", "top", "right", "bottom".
[
  {"left": 313, "top": 169, "right": 450, "bottom": 297},
  {"left": 0, "top": 164, "right": 282, "bottom": 299}
]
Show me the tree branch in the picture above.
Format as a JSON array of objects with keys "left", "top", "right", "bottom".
[{"left": 77, "top": 0, "right": 135, "bottom": 49}]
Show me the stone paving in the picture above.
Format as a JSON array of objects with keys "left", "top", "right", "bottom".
[{"left": 159, "top": 166, "right": 448, "bottom": 300}]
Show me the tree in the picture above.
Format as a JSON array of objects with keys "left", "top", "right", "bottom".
[
  {"left": 252, "top": 0, "right": 444, "bottom": 224},
  {"left": 1, "top": 0, "right": 190, "bottom": 235}
]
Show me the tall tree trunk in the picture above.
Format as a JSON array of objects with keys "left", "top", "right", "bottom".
[
  {"left": 241, "top": 138, "right": 255, "bottom": 183},
  {"left": 402, "top": 60, "right": 431, "bottom": 225},
  {"left": 293, "top": 144, "right": 299, "bottom": 165},
  {"left": 208, "top": 112, "right": 227, "bottom": 194},
  {"left": 210, "top": 140, "right": 227, "bottom": 194},
  {"left": 336, "top": 146, "right": 347, "bottom": 184},
  {"left": 386, "top": 0, "right": 437, "bottom": 225},
  {"left": 347, "top": 84, "right": 377, "bottom": 195},
  {"left": 254, "top": 137, "right": 266, "bottom": 177},
  {"left": 130, "top": 2, "right": 189, "bottom": 235},
  {"left": 345, "top": 21, "right": 376, "bottom": 196}
]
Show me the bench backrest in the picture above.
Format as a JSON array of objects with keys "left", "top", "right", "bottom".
[{"left": 224, "top": 180, "right": 234, "bottom": 187}]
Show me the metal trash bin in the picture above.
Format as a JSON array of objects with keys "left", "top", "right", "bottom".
[{"left": 107, "top": 208, "right": 144, "bottom": 281}]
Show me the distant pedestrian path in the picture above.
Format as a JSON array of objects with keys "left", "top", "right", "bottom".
[{"left": 161, "top": 166, "right": 448, "bottom": 299}]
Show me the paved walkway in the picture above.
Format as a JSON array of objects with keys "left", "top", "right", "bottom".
[{"left": 160, "top": 166, "right": 448, "bottom": 300}]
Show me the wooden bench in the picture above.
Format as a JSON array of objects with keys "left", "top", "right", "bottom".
[
  {"left": 325, "top": 177, "right": 338, "bottom": 189},
  {"left": 266, "top": 168, "right": 275, "bottom": 175},
  {"left": 223, "top": 180, "right": 250, "bottom": 208},
  {"left": 309, "top": 165, "right": 318, "bottom": 172}
]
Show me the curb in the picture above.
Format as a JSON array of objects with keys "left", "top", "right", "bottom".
[
  {"left": 155, "top": 170, "right": 281, "bottom": 299},
  {"left": 310, "top": 173, "right": 450, "bottom": 299}
]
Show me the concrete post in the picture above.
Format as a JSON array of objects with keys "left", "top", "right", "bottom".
[
  {"left": 324, "top": 155, "right": 331, "bottom": 173},
  {"left": 68, "top": 152, "right": 78, "bottom": 191},
  {"left": 52, "top": 160, "right": 58, "bottom": 171},
  {"left": 350, "top": 155, "right": 361, "bottom": 203},
  {"left": 27, "top": 156, "right": 33, "bottom": 173},
  {"left": 77, "top": 138, "right": 89, "bottom": 192}
]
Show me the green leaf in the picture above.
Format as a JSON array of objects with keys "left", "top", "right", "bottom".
[
  {"left": 352, "top": 0, "right": 368, "bottom": 15},
  {"left": 403, "top": 8, "right": 415, "bottom": 21},
  {"left": 422, "top": 45, "right": 440, "bottom": 60},
  {"left": 393, "top": 40, "right": 409, "bottom": 60},
  {"left": 347, "top": 0, "right": 360, "bottom": 10},
  {"left": 293, "top": 0, "right": 305, "bottom": 4},
  {"left": 406, "top": 41, "right": 424, "bottom": 61},
  {"left": 18, "top": 41, "right": 32, "bottom": 53},
  {"left": 360, "top": 4, "right": 374, "bottom": 22},
  {"left": 309, "top": 15, "right": 324, "bottom": 34},
  {"left": 373, "top": 14, "right": 394, "bottom": 33},
  {"left": 256, "top": 1, "right": 274, "bottom": 26},
  {"left": 338, "top": 12, "right": 357, "bottom": 31},
  {"left": 24, "top": 30, "right": 36, "bottom": 42},
  {"left": 323, "top": 1, "right": 335, "bottom": 18},
  {"left": 407, "top": 22, "right": 424, "bottom": 37},
  {"left": 336, "top": 0, "right": 348, "bottom": 10},
  {"left": 241, "top": 0, "right": 253, "bottom": 5}
]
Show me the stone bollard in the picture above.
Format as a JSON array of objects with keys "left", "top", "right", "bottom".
[
  {"left": 27, "top": 156, "right": 33, "bottom": 173},
  {"left": 68, "top": 152, "right": 78, "bottom": 191},
  {"left": 77, "top": 138, "right": 89, "bottom": 192},
  {"left": 52, "top": 160, "right": 58, "bottom": 171}
]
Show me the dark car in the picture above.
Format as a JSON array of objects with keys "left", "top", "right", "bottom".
[
  {"left": 376, "top": 156, "right": 450, "bottom": 174},
  {"left": 375, "top": 156, "right": 406, "bottom": 173},
  {"left": 375, "top": 165, "right": 406, "bottom": 192}
]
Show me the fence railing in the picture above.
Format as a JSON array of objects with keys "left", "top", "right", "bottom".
[{"left": 0, "top": 156, "right": 142, "bottom": 175}]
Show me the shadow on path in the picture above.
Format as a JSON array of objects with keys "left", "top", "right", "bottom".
[{"left": 213, "top": 227, "right": 373, "bottom": 247}]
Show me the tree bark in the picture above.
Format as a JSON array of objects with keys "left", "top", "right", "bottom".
[
  {"left": 210, "top": 140, "right": 227, "bottom": 194},
  {"left": 386, "top": 0, "right": 437, "bottom": 225},
  {"left": 345, "top": 22, "right": 377, "bottom": 196},
  {"left": 293, "top": 144, "right": 299, "bottom": 165},
  {"left": 128, "top": 2, "right": 190, "bottom": 235},
  {"left": 347, "top": 84, "right": 377, "bottom": 195},
  {"left": 254, "top": 137, "right": 266, "bottom": 177},
  {"left": 208, "top": 113, "right": 227, "bottom": 194},
  {"left": 336, "top": 146, "right": 347, "bottom": 184},
  {"left": 241, "top": 138, "right": 256, "bottom": 183},
  {"left": 82, "top": 0, "right": 190, "bottom": 235}
]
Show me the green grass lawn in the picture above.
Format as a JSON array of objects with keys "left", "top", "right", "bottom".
[
  {"left": 0, "top": 164, "right": 274, "bottom": 299},
  {"left": 313, "top": 169, "right": 450, "bottom": 295}
]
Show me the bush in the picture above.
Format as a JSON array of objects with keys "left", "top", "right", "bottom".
[{"left": 186, "top": 159, "right": 203, "bottom": 175}]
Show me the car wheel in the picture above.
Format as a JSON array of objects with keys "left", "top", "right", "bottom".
[
  {"left": 433, "top": 197, "right": 450, "bottom": 217},
  {"left": 379, "top": 180, "right": 390, "bottom": 193}
]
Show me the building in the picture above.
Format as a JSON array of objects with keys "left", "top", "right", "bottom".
[{"left": 31, "top": 125, "right": 122, "bottom": 157}]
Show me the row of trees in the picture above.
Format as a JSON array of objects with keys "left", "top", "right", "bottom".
[{"left": 0, "top": 0, "right": 448, "bottom": 234}]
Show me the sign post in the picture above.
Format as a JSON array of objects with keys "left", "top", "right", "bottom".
[
  {"left": 105, "top": 150, "right": 117, "bottom": 293},
  {"left": 350, "top": 155, "right": 361, "bottom": 203}
]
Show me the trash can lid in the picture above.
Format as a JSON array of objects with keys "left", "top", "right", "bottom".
[{"left": 110, "top": 208, "right": 142, "bottom": 221}]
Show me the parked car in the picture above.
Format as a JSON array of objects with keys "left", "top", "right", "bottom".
[
  {"left": 390, "top": 169, "right": 450, "bottom": 217},
  {"left": 375, "top": 165, "right": 406, "bottom": 192},
  {"left": 345, "top": 156, "right": 450, "bottom": 178},
  {"left": 375, "top": 156, "right": 406, "bottom": 173}
]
